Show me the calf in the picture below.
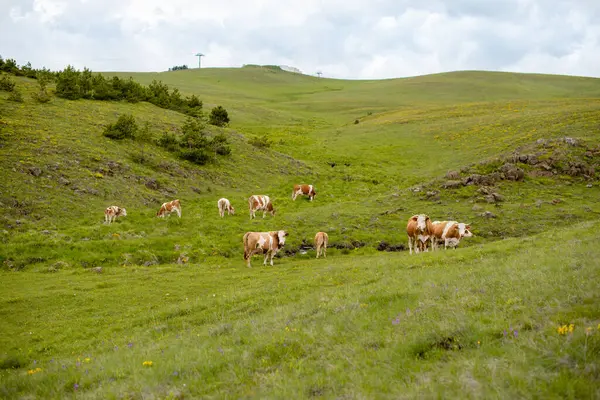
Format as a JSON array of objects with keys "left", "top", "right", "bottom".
[
  {"left": 104, "top": 206, "right": 127, "bottom": 224},
  {"left": 248, "top": 195, "right": 275, "bottom": 219},
  {"left": 157, "top": 199, "right": 181, "bottom": 218},
  {"left": 217, "top": 198, "right": 235, "bottom": 217},
  {"left": 431, "top": 221, "right": 473, "bottom": 250},
  {"left": 314, "top": 232, "right": 329, "bottom": 259},
  {"left": 406, "top": 214, "right": 434, "bottom": 255},
  {"left": 292, "top": 184, "right": 316, "bottom": 201},
  {"left": 243, "top": 230, "right": 288, "bottom": 267}
]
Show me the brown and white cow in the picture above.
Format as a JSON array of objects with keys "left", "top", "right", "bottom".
[
  {"left": 217, "top": 198, "right": 235, "bottom": 218},
  {"left": 314, "top": 231, "right": 329, "bottom": 259},
  {"left": 104, "top": 206, "right": 127, "bottom": 224},
  {"left": 292, "top": 184, "right": 316, "bottom": 201},
  {"left": 248, "top": 195, "right": 275, "bottom": 219},
  {"left": 157, "top": 199, "right": 181, "bottom": 218},
  {"left": 242, "top": 230, "right": 288, "bottom": 267},
  {"left": 406, "top": 214, "right": 434, "bottom": 255},
  {"left": 431, "top": 221, "right": 473, "bottom": 250}
]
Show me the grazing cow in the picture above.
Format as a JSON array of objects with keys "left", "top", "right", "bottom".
[
  {"left": 217, "top": 198, "right": 235, "bottom": 218},
  {"left": 104, "top": 206, "right": 127, "bottom": 224},
  {"left": 248, "top": 195, "right": 275, "bottom": 219},
  {"left": 406, "top": 214, "right": 434, "bottom": 255},
  {"left": 242, "top": 230, "right": 288, "bottom": 267},
  {"left": 292, "top": 184, "right": 316, "bottom": 201},
  {"left": 431, "top": 221, "right": 473, "bottom": 250},
  {"left": 157, "top": 199, "right": 181, "bottom": 218},
  {"left": 314, "top": 232, "right": 329, "bottom": 259}
]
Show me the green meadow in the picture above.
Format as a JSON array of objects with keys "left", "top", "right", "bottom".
[{"left": 1, "top": 66, "right": 599, "bottom": 398}]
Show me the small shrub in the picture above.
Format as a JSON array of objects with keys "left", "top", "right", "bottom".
[
  {"left": 0, "top": 75, "right": 16, "bottom": 91},
  {"left": 157, "top": 132, "right": 179, "bottom": 151},
  {"left": 32, "top": 90, "right": 51, "bottom": 103},
  {"left": 7, "top": 90, "right": 24, "bottom": 102},
  {"left": 103, "top": 114, "right": 138, "bottom": 140},
  {"left": 209, "top": 106, "right": 230, "bottom": 127},
  {"left": 249, "top": 135, "right": 272, "bottom": 148},
  {"left": 179, "top": 148, "right": 211, "bottom": 165}
]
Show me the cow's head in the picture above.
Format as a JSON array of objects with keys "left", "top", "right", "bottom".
[
  {"left": 310, "top": 187, "right": 316, "bottom": 197},
  {"left": 412, "top": 214, "right": 431, "bottom": 232},
  {"left": 229, "top": 205, "right": 235, "bottom": 215},
  {"left": 458, "top": 223, "right": 473, "bottom": 238},
  {"left": 119, "top": 208, "right": 127, "bottom": 217},
  {"left": 267, "top": 202, "right": 275, "bottom": 215},
  {"left": 277, "top": 230, "right": 288, "bottom": 248}
]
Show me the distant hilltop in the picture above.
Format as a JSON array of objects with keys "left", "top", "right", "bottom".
[{"left": 242, "top": 64, "right": 303, "bottom": 74}]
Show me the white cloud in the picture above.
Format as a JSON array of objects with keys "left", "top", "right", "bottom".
[{"left": 0, "top": 0, "right": 598, "bottom": 78}]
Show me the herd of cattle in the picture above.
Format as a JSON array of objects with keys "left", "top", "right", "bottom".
[{"left": 104, "top": 184, "right": 472, "bottom": 267}]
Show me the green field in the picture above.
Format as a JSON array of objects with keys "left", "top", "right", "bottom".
[{"left": 1, "top": 66, "right": 600, "bottom": 398}]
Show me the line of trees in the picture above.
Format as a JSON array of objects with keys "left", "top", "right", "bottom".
[
  {"left": 0, "top": 55, "right": 231, "bottom": 125},
  {"left": 169, "top": 65, "right": 189, "bottom": 71},
  {"left": 103, "top": 114, "right": 231, "bottom": 165}
]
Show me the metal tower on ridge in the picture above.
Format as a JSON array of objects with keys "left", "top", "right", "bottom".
[{"left": 195, "top": 53, "right": 205, "bottom": 68}]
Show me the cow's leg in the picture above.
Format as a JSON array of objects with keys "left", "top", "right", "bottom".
[
  {"left": 408, "top": 237, "right": 413, "bottom": 255},
  {"left": 323, "top": 244, "right": 327, "bottom": 258},
  {"left": 262, "top": 210, "right": 266, "bottom": 218},
  {"left": 177, "top": 208, "right": 181, "bottom": 218},
  {"left": 270, "top": 251, "right": 275, "bottom": 266},
  {"left": 263, "top": 252, "right": 269, "bottom": 266},
  {"left": 316, "top": 243, "right": 321, "bottom": 259}
]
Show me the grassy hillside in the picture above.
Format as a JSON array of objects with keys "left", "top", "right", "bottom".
[
  {"left": 1, "top": 221, "right": 599, "bottom": 398},
  {"left": 1, "top": 66, "right": 600, "bottom": 398}
]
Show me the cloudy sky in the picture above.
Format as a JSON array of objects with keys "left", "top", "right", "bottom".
[{"left": 1, "top": 0, "right": 599, "bottom": 79}]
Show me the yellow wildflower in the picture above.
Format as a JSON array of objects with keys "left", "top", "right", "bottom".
[
  {"left": 27, "top": 367, "right": 42, "bottom": 375},
  {"left": 557, "top": 325, "right": 568, "bottom": 335},
  {"left": 142, "top": 361, "right": 153, "bottom": 367},
  {"left": 84, "top": 358, "right": 91, "bottom": 363},
  {"left": 568, "top": 324, "right": 574, "bottom": 333}
]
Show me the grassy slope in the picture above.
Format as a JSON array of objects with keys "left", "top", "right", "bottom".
[
  {"left": 1, "top": 221, "right": 599, "bottom": 398},
  {"left": 1, "top": 67, "right": 600, "bottom": 398}
]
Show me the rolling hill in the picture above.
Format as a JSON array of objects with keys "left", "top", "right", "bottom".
[{"left": 1, "top": 66, "right": 599, "bottom": 398}]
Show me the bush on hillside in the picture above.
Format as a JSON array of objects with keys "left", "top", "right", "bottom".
[
  {"left": 8, "top": 90, "right": 24, "bottom": 102},
  {"left": 56, "top": 65, "right": 81, "bottom": 100},
  {"left": 209, "top": 106, "right": 230, "bottom": 127},
  {"left": 0, "top": 75, "right": 16, "bottom": 91},
  {"left": 157, "top": 132, "right": 179, "bottom": 151},
  {"left": 103, "top": 114, "right": 138, "bottom": 140},
  {"left": 249, "top": 135, "right": 272, "bottom": 148}
]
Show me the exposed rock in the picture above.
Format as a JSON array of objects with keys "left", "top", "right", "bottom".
[
  {"left": 563, "top": 137, "right": 578, "bottom": 146},
  {"left": 481, "top": 211, "right": 497, "bottom": 218},
  {"left": 176, "top": 254, "right": 189, "bottom": 264},
  {"left": 28, "top": 167, "right": 42, "bottom": 177},
  {"left": 145, "top": 178, "right": 160, "bottom": 190},
  {"left": 442, "top": 180, "right": 463, "bottom": 189},
  {"left": 484, "top": 193, "right": 504, "bottom": 203},
  {"left": 376, "top": 241, "right": 406, "bottom": 252},
  {"left": 58, "top": 176, "right": 71, "bottom": 186},
  {"left": 587, "top": 184, "right": 593, "bottom": 188},
  {"left": 499, "top": 163, "right": 525, "bottom": 181},
  {"left": 191, "top": 186, "right": 202, "bottom": 194},
  {"left": 41, "top": 230, "right": 51, "bottom": 235},
  {"left": 472, "top": 205, "right": 483, "bottom": 211},
  {"left": 426, "top": 190, "right": 440, "bottom": 200},
  {"left": 92, "top": 267, "right": 103, "bottom": 273},
  {"left": 464, "top": 174, "right": 498, "bottom": 186},
  {"left": 445, "top": 170, "right": 460, "bottom": 180}
]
